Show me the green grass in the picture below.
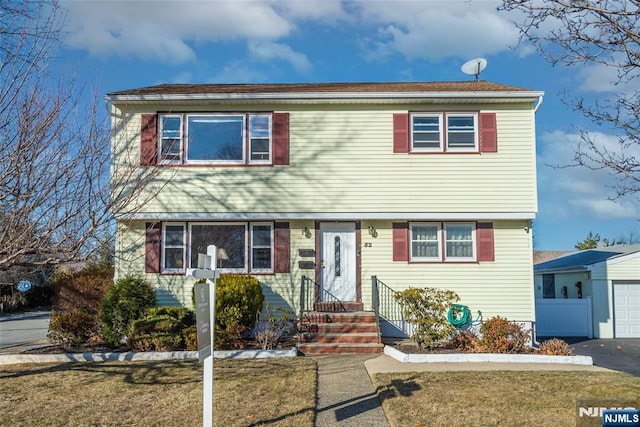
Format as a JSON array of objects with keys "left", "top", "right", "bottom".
[
  {"left": 0, "top": 358, "right": 316, "bottom": 427},
  {"left": 372, "top": 370, "right": 640, "bottom": 426}
]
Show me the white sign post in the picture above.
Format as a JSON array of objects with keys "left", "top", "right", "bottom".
[{"left": 189, "top": 245, "right": 219, "bottom": 427}]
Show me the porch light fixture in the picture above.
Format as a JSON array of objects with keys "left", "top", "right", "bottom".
[
  {"left": 301, "top": 226, "right": 312, "bottom": 239},
  {"left": 368, "top": 225, "right": 378, "bottom": 238}
]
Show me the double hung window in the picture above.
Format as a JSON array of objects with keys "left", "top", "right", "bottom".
[
  {"left": 410, "top": 222, "right": 476, "bottom": 262},
  {"left": 410, "top": 113, "right": 478, "bottom": 152},
  {"left": 158, "top": 113, "right": 272, "bottom": 165}
]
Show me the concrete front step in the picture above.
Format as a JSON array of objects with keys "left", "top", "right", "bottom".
[{"left": 297, "top": 342, "right": 384, "bottom": 355}]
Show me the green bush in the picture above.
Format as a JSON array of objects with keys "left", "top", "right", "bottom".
[
  {"left": 394, "top": 287, "right": 460, "bottom": 348},
  {"left": 127, "top": 306, "right": 196, "bottom": 351},
  {"left": 101, "top": 276, "right": 155, "bottom": 346},
  {"left": 48, "top": 309, "right": 99, "bottom": 350},
  {"left": 215, "top": 274, "right": 264, "bottom": 329}
]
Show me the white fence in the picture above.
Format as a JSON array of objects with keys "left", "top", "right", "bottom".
[{"left": 535, "top": 297, "right": 593, "bottom": 338}]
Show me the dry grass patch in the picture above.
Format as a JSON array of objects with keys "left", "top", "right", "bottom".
[
  {"left": 0, "top": 358, "right": 316, "bottom": 427},
  {"left": 372, "top": 371, "right": 640, "bottom": 426}
]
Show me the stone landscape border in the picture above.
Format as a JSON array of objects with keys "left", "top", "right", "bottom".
[
  {"left": 384, "top": 345, "right": 594, "bottom": 365},
  {"left": 0, "top": 348, "right": 299, "bottom": 365}
]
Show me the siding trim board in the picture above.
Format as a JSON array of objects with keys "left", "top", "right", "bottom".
[{"left": 118, "top": 212, "right": 535, "bottom": 221}]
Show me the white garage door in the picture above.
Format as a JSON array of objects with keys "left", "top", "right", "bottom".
[{"left": 614, "top": 282, "right": 640, "bottom": 338}]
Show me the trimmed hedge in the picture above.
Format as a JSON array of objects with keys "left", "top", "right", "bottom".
[
  {"left": 101, "top": 276, "right": 155, "bottom": 346},
  {"left": 128, "top": 306, "right": 196, "bottom": 351}
]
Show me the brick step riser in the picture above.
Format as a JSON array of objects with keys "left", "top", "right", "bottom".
[
  {"left": 302, "top": 316, "right": 377, "bottom": 324},
  {"left": 301, "top": 336, "right": 380, "bottom": 344},
  {"left": 308, "top": 324, "right": 380, "bottom": 334}
]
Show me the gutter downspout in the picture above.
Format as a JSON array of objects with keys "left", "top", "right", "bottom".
[{"left": 533, "top": 95, "right": 543, "bottom": 113}]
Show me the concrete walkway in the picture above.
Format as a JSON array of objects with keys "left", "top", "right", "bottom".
[{"left": 314, "top": 355, "right": 389, "bottom": 427}]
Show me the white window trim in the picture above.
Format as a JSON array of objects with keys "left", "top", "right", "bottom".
[
  {"left": 410, "top": 113, "right": 443, "bottom": 152},
  {"left": 158, "top": 114, "right": 183, "bottom": 165},
  {"left": 445, "top": 113, "right": 478, "bottom": 152},
  {"left": 158, "top": 113, "right": 274, "bottom": 166},
  {"left": 443, "top": 222, "right": 476, "bottom": 262},
  {"left": 248, "top": 114, "right": 273, "bottom": 165},
  {"left": 185, "top": 114, "right": 246, "bottom": 166},
  {"left": 162, "top": 222, "right": 186, "bottom": 273},
  {"left": 183, "top": 221, "right": 275, "bottom": 274},
  {"left": 250, "top": 222, "right": 274, "bottom": 273},
  {"left": 410, "top": 222, "right": 442, "bottom": 261}
]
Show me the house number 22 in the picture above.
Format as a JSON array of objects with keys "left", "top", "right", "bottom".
[{"left": 364, "top": 243, "right": 372, "bottom": 248}]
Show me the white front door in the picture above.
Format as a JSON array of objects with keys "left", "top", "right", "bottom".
[{"left": 320, "top": 222, "right": 356, "bottom": 301}]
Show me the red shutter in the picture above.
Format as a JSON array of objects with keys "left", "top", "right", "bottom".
[
  {"left": 392, "top": 222, "right": 409, "bottom": 262},
  {"left": 477, "top": 222, "right": 495, "bottom": 262},
  {"left": 140, "top": 114, "right": 158, "bottom": 165},
  {"left": 274, "top": 222, "right": 290, "bottom": 273},
  {"left": 393, "top": 113, "right": 410, "bottom": 153},
  {"left": 479, "top": 112, "right": 497, "bottom": 153},
  {"left": 145, "top": 222, "right": 162, "bottom": 273},
  {"left": 273, "top": 113, "right": 290, "bottom": 165}
]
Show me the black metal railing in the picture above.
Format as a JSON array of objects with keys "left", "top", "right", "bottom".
[{"left": 372, "top": 275, "right": 408, "bottom": 334}]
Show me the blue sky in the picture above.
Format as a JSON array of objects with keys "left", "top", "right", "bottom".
[{"left": 53, "top": 0, "right": 640, "bottom": 251}]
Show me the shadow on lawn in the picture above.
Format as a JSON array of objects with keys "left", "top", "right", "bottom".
[
  {"left": 376, "top": 376, "right": 422, "bottom": 401},
  {"left": 0, "top": 360, "right": 202, "bottom": 386}
]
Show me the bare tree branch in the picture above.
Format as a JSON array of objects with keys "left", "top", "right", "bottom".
[
  {"left": 0, "top": 1, "right": 164, "bottom": 273},
  {"left": 500, "top": 0, "right": 640, "bottom": 203}
]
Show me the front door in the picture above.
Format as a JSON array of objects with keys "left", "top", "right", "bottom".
[{"left": 320, "top": 222, "right": 356, "bottom": 301}]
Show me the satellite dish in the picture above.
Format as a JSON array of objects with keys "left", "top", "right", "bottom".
[{"left": 461, "top": 57, "right": 487, "bottom": 81}]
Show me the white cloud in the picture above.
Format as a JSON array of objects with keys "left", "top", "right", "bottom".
[
  {"left": 577, "top": 61, "right": 640, "bottom": 94},
  {"left": 61, "top": 0, "right": 295, "bottom": 63},
  {"left": 248, "top": 40, "right": 311, "bottom": 73},
  {"left": 353, "top": 0, "right": 520, "bottom": 61},
  {"left": 61, "top": 0, "right": 524, "bottom": 67},
  {"left": 537, "top": 130, "right": 640, "bottom": 220}
]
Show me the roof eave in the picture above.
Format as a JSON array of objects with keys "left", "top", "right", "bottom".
[
  {"left": 534, "top": 266, "right": 589, "bottom": 275},
  {"left": 105, "top": 90, "right": 544, "bottom": 105}
]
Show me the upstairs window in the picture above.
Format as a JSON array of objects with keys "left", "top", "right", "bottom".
[
  {"left": 156, "top": 113, "right": 273, "bottom": 165},
  {"left": 407, "top": 112, "right": 480, "bottom": 153}
]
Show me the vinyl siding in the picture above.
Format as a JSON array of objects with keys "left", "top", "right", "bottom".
[
  {"left": 117, "top": 219, "right": 534, "bottom": 322},
  {"left": 111, "top": 103, "right": 537, "bottom": 216},
  {"left": 591, "top": 252, "right": 640, "bottom": 281},
  {"left": 361, "top": 219, "right": 534, "bottom": 322}
]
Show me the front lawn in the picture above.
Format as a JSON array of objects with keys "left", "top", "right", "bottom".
[
  {"left": 372, "top": 370, "right": 640, "bottom": 426},
  {"left": 0, "top": 358, "right": 316, "bottom": 427}
]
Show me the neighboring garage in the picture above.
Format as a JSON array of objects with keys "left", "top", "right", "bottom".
[
  {"left": 614, "top": 282, "right": 640, "bottom": 338},
  {"left": 534, "top": 245, "right": 640, "bottom": 339}
]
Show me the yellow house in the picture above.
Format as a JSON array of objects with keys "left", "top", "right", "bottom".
[{"left": 106, "top": 81, "right": 543, "bottom": 353}]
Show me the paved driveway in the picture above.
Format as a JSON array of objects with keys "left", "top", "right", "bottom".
[
  {"left": 565, "top": 338, "right": 640, "bottom": 376},
  {"left": 0, "top": 310, "right": 50, "bottom": 354}
]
